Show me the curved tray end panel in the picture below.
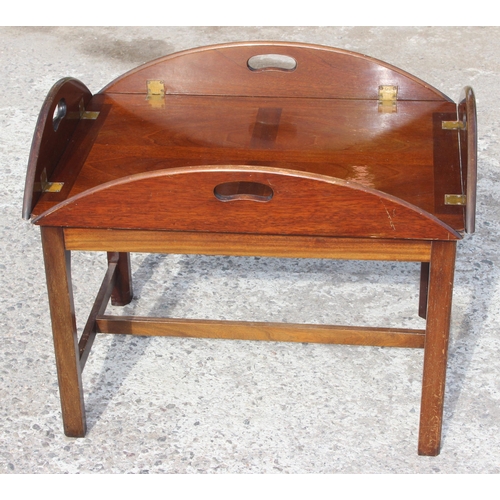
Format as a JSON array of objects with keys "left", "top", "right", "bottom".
[
  {"left": 23, "top": 78, "right": 93, "bottom": 220},
  {"left": 458, "top": 86, "right": 477, "bottom": 233},
  {"left": 100, "top": 41, "right": 452, "bottom": 101},
  {"left": 33, "top": 167, "right": 462, "bottom": 241}
]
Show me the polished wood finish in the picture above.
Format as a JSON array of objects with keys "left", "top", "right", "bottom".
[
  {"left": 40, "top": 226, "right": 86, "bottom": 437},
  {"left": 33, "top": 166, "right": 462, "bottom": 240},
  {"left": 63, "top": 228, "right": 433, "bottom": 262},
  {"left": 96, "top": 316, "right": 426, "bottom": 348},
  {"left": 78, "top": 254, "right": 118, "bottom": 370},
  {"left": 108, "top": 252, "right": 133, "bottom": 307},
  {"left": 31, "top": 96, "right": 465, "bottom": 235},
  {"left": 101, "top": 42, "right": 453, "bottom": 101},
  {"left": 23, "top": 78, "right": 94, "bottom": 219},
  {"left": 458, "top": 86, "right": 477, "bottom": 233},
  {"left": 418, "top": 241, "right": 456, "bottom": 456},
  {"left": 24, "top": 42, "right": 477, "bottom": 455},
  {"left": 418, "top": 262, "right": 430, "bottom": 320}
]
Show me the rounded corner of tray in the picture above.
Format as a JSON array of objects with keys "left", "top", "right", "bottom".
[{"left": 23, "top": 77, "right": 94, "bottom": 220}]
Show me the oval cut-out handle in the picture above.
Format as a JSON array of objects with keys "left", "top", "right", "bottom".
[
  {"left": 52, "top": 98, "right": 67, "bottom": 131},
  {"left": 247, "top": 54, "right": 297, "bottom": 72},
  {"left": 214, "top": 181, "right": 274, "bottom": 202}
]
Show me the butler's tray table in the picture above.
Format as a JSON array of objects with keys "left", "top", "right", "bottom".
[{"left": 23, "top": 42, "right": 477, "bottom": 456}]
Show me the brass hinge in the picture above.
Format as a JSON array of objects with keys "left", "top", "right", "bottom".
[
  {"left": 67, "top": 98, "right": 100, "bottom": 120},
  {"left": 34, "top": 168, "right": 64, "bottom": 193},
  {"left": 445, "top": 194, "right": 467, "bottom": 206},
  {"left": 147, "top": 80, "right": 165, "bottom": 108},
  {"left": 442, "top": 120, "right": 466, "bottom": 130},
  {"left": 378, "top": 85, "right": 398, "bottom": 113},
  {"left": 147, "top": 80, "right": 165, "bottom": 97}
]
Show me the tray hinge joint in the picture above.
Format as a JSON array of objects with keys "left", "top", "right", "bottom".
[
  {"left": 146, "top": 80, "right": 165, "bottom": 108},
  {"left": 444, "top": 194, "right": 467, "bottom": 206},
  {"left": 378, "top": 85, "right": 398, "bottom": 113},
  {"left": 34, "top": 168, "right": 64, "bottom": 193},
  {"left": 67, "top": 99, "right": 100, "bottom": 120},
  {"left": 442, "top": 120, "right": 466, "bottom": 130}
]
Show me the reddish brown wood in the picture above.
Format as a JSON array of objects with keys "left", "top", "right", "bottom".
[
  {"left": 419, "top": 262, "right": 430, "bottom": 319},
  {"left": 63, "top": 228, "right": 433, "bottom": 262},
  {"left": 23, "top": 78, "right": 93, "bottom": 219},
  {"left": 250, "top": 107, "right": 282, "bottom": 148},
  {"left": 96, "top": 316, "right": 425, "bottom": 348},
  {"left": 433, "top": 111, "right": 464, "bottom": 224},
  {"left": 108, "top": 252, "right": 133, "bottom": 306},
  {"left": 418, "top": 240, "right": 456, "bottom": 456},
  {"left": 40, "top": 226, "right": 86, "bottom": 437},
  {"left": 35, "top": 95, "right": 108, "bottom": 205},
  {"left": 31, "top": 95, "right": 464, "bottom": 234},
  {"left": 79, "top": 255, "right": 118, "bottom": 369},
  {"left": 101, "top": 42, "right": 453, "bottom": 101},
  {"left": 33, "top": 166, "right": 461, "bottom": 240},
  {"left": 24, "top": 42, "right": 477, "bottom": 454},
  {"left": 458, "top": 86, "right": 477, "bottom": 233}
]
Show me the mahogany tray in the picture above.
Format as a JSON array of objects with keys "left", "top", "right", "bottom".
[{"left": 23, "top": 42, "right": 477, "bottom": 456}]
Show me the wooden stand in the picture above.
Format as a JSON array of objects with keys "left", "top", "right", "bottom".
[{"left": 24, "top": 42, "right": 477, "bottom": 455}]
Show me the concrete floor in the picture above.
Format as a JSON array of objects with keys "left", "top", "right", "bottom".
[{"left": 1, "top": 26, "right": 499, "bottom": 474}]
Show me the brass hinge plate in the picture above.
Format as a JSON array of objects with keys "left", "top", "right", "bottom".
[
  {"left": 81, "top": 110, "right": 100, "bottom": 120},
  {"left": 67, "top": 98, "right": 100, "bottom": 120},
  {"left": 445, "top": 194, "right": 467, "bottom": 206},
  {"left": 442, "top": 120, "right": 465, "bottom": 130},
  {"left": 378, "top": 85, "right": 398, "bottom": 113},
  {"left": 147, "top": 80, "right": 165, "bottom": 108},
  {"left": 34, "top": 168, "right": 64, "bottom": 193},
  {"left": 147, "top": 80, "right": 165, "bottom": 96}
]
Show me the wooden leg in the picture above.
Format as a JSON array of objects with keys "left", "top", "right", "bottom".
[
  {"left": 41, "top": 226, "right": 86, "bottom": 437},
  {"left": 107, "top": 252, "right": 133, "bottom": 306},
  {"left": 418, "top": 241, "right": 456, "bottom": 456},
  {"left": 418, "top": 262, "right": 430, "bottom": 319}
]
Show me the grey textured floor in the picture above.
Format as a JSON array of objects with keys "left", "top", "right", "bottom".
[{"left": 1, "top": 26, "right": 499, "bottom": 474}]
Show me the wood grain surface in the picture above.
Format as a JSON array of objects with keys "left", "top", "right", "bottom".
[
  {"left": 33, "top": 166, "right": 461, "bottom": 239},
  {"left": 101, "top": 41, "right": 453, "bottom": 101}
]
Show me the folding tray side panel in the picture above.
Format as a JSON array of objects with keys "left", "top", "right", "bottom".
[
  {"left": 33, "top": 166, "right": 461, "bottom": 241},
  {"left": 23, "top": 78, "right": 94, "bottom": 219},
  {"left": 100, "top": 41, "right": 453, "bottom": 101},
  {"left": 458, "top": 86, "right": 478, "bottom": 233}
]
